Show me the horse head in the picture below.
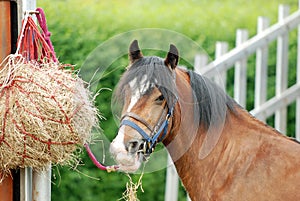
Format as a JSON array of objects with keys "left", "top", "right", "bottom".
[{"left": 110, "top": 40, "right": 179, "bottom": 172}]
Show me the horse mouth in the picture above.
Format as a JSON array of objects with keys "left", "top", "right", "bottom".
[
  {"left": 110, "top": 141, "right": 144, "bottom": 173},
  {"left": 116, "top": 152, "right": 144, "bottom": 173}
]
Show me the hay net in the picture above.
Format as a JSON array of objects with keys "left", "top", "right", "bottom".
[{"left": 0, "top": 9, "right": 98, "bottom": 177}]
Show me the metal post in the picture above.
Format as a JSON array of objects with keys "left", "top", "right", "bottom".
[
  {"left": 16, "top": 3, "right": 34, "bottom": 199},
  {"left": 20, "top": 168, "right": 32, "bottom": 201},
  {"left": 32, "top": 164, "right": 51, "bottom": 201},
  {"left": 22, "top": 0, "right": 53, "bottom": 200}
]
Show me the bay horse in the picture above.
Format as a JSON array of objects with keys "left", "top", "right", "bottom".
[{"left": 110, "top": 40, "right": 300, "bottom": 200}]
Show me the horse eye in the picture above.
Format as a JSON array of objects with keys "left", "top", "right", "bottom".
[{"left": 155, "top": 95, "right": 164, "bottom": 102}]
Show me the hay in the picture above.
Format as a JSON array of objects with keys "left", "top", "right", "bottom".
[
  {"left": 120, "top": 173, "right": 144, "bottom": 201},
  {"left": 0, "top": 55, "right": 98, "bottom": 176}
]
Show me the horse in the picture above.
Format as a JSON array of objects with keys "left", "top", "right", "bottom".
[{"left": 109, "top": 40, "right": 300, "bottom": 201}]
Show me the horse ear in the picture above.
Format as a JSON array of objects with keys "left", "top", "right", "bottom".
[
  {"left": 165, "top": 44, "right": 179, "bottom": 69},
  {"left": 129, "top": 40, "right": 143, "bottom": 63}
]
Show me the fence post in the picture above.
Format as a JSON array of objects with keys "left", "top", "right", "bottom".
[
  {"left": 234, "top": 29, "right": 249, "bottom": 107},
  {"left": 255, "top": 17, "right": 270, "bottom": 122},
  {"left": 214, "top": 42, "right": 228, "bottom": 89},
  {"left": 194, "top": 53, "right": 209, "bottom": 74},
  {"left": 164, "top": 155, "right": 179, "bottom": 201},
  {"left": 275, "top": 4, "right": 290, "bottom": 134}
]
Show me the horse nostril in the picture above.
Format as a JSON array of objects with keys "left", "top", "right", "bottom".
[{"left": 126, "top": 140, "right": 141, "bottom": 154}]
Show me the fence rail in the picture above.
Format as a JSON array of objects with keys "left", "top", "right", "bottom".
[{"left": 195, "top": 6, "right": 300, "bottom": 79}]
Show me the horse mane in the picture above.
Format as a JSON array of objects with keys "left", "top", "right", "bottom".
[
  {"left": 187, "top": 70, "right": 237, "bottom": 129},
  {"left": 114, "top": 55, "right": 237, "bottom": 129}
]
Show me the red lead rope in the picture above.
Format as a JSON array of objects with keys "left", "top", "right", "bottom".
[
  {"left": 84, "top": 143, "right": 119, "bottom": 172},
  {"left": 35, "top": 7, "right": 57, "bottom": 62}
]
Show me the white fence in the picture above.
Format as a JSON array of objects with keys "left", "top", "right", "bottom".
[{"left": 165, "top": 2, "right": 300, "bottom": 200}]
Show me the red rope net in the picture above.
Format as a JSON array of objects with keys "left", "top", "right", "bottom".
[{"left": 0, "top": 10, "right": 98, "bottom": 177}]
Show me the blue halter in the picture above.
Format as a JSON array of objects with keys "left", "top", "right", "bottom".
[{"left": 120, "top": 105, "right": 175, "bottom": 155}]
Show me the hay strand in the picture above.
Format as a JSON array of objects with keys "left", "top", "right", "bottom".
[{"left": 120, "top": 172, "right": 144, "bottom": 201}]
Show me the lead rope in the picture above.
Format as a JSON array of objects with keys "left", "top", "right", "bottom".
[
  {"left": 34, "top": 8, "right": 116, "bottom": 172},
  {"left": 84, "top": 144, "right": 119, "bottom": 172},
  {"left": 35, "top": 8, "right": 57, "bottom": 62}
]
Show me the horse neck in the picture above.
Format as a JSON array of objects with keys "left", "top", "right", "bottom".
[
  {"left": 162, "top": 105, "right": 242, "bottom": 198},
  {"left": 164, "top": 102, "right": 299, "bottom": 200}
]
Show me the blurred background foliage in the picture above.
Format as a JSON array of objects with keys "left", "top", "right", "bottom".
[{"left": 38, "top": 0, "right": 297, "bottom": 200}]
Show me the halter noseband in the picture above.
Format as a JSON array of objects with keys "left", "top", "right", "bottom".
[{"left": 119, "top": 103, "right": 176, "bottom": 157}]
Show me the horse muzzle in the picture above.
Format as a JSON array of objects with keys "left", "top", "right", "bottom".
[{"left": 109, "top": 133, "right": 144, "bottom": 172}]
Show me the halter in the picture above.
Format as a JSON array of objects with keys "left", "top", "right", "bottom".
[{"left": 119, "top": 102, "right": 176, "bottom": 157}]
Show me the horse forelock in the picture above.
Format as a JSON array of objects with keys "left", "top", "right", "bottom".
[{"left": 114, "top": 56, "right": 178, "bottom": 113}]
